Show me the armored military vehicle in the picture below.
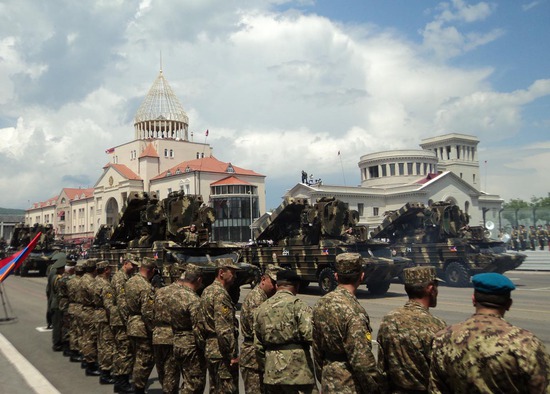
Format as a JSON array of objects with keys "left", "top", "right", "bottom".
[
  {"left": 371, "top": 201, "right": 526, "bottom": 287},
  {"left": 88, "top": 190, "right": 259, "bottom": 301},
  {"left": 240, "top": 197, "right": 408, "bottom": 295},
  {"left": 10, "top": 223, "right": 58, "bottom": 276}
]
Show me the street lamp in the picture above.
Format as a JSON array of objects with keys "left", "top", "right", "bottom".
[{"left": 247, "top": 190, "right": 253, "bottom": 241}]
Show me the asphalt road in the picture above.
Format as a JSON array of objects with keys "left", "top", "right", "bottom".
[{"left": 0, "top": 271, "right": 549, "bottom": 393}]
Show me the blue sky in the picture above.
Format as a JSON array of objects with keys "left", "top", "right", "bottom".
[{"left": 0, "top": 0, "right": 549, "bottom": 210}]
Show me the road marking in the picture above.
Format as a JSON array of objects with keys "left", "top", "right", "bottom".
[
  {"left": 0, "top": 333, "right": 60, "bottom": 394},
  {"left": 527, "top": 287, "right": 550, "bottom": 291},
  {"left": 35, "top": 326, "right": 52, "bottom": 332}
]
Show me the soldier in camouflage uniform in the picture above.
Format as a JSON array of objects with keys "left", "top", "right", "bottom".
[
  {"left": 79, "top": 258, "right": 101, "bottom": 376},
  {"left": 200, "top": 258, "right": 240, "bottom": 394},
  {"left": 125, "top": 257, "right": 157, "bottom": 394},
  {"left": 56, "top": 259, "right": 76, "bottom": 356},
  {"left": 111, "top": 256, "right": 138, "bottom": 393},
  {"left": 49, "top": 256, "right": 66, "bottom": 351},
  {"left": 511, "top": 226, "right": 520, "bottom": 251},
  {"left": 67, "top": 263, "right": 85, "bottom": 362},
  {"left": 313, "top": 253, "right": 384, "bottom": 394},
  {"left": 377, "top": 266, "right": 445, "bottom": 393},
  {"left": 94, "top": 260, "right": 116, "bottom": 385},
  {"left": 519, "top": 224, "right": 527, "bottom": 250},
  {"left": 254, "top": 269, "right": 318, "bottom": 394},
  {"left": 537, "top": 224, "right": 547, "bottom": 251},
  {"left": 240, "top": 265, "right": 283, "bottom": 394},
  {"left": 170, "top": 264, "right": 206, "bottom": 394},
  {"left": 429, "top": 273, "right": 550, "bottom": 393},
  {"left": 529, "top": 225, "right": 537, "bottom": 250},
  {"left": 152, "top": 263, "right": 181, "bottom": 394}
]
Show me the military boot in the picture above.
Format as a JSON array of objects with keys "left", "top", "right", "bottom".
[
  {"left": 85, "top": 362, "right": 101, "bottom": 376},
  {"left": 113, "top": 375, "right": 135, "bottom": 393},
  {"left": 81, "top": 360, "right": 88, "bottom": 369},
  {"left": 100, "top": 370, "right": 115, "bottom": 384}
]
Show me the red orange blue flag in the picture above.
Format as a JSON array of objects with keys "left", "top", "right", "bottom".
[{"left": 0, "top": 232, "right": 42, "bottom": 283}]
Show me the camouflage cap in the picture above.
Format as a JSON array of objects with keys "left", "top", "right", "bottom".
[
  {"left": 403, "top": 266, "right": 438, "bottom": 285},
  {"left": 85, "top": 258, "right": 98, "bottom": 269},
  {"left": 141, "top": 257, "right": 158, "bottom": 269},
  {"left": 75, "top": 263, "right": 86, "bottom": 273},
  {"left": 264, "top": 264, "right": 284, "bottom": 281},
  {"left": 335, "top": 253, "right": 363, "bottom": 275},
  {"left": 96, "top": 260, "right": 110, "bottom": 270},
  {"left": 215, "top": 257, "right": 239, "bottom": 270},
  {"left": 181, "top": 263, "right": 202, "bottom": 280},
  {"left": 276, "top": 269, "right": 301, "bottom": 283},
  {"left": 472, "top": 273, "right": 515, "bottom": 295}
]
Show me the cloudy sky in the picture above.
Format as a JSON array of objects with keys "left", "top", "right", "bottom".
[{"left": 1, "top": 0, "right": 549, "bottom": 210}]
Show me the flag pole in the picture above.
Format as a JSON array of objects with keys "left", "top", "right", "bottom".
[{"left": 338, "top": 150, "right": 347, "bottom": 186}]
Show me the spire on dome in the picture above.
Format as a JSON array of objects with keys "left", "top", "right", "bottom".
[{"left": 134, "top": 69, "right": 189, "bottom": 141}]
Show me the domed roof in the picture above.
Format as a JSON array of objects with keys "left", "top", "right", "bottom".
[{"left": 134, "top": 70, "right": 189, "bottom": 125}]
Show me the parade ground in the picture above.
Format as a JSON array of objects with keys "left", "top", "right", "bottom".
[{"left": 0, "top": 250, "right": 549, "bottom": 393}]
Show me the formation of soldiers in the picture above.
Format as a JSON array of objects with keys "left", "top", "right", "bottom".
[
  {"left": 509, "top": 224, "right": 550, "bottom": 251},
  {"left": 47, "top": 251, "right": 550, "bottom": 393}
]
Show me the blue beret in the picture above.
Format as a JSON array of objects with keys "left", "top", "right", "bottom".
[{"left": 472, "top": 273, "right": 515, "bottom": 295}]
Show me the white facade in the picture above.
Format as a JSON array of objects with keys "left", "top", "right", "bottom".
[
  {"left": 26, "top": 69, "right": 266, "bottom": 243},
  {"left": 286, "top": 133, "right": 502, "bottom": 234}
]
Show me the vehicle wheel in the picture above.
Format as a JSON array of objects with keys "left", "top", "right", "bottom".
[
  {"left": 367, "top": 281, "right": 391, "bottom": 295},
  {"left": 445, "top": 262, "right": 470, "bottom": 287},
  {"left": 318, "top": 267, "right": 337, "bottom": 294},
  {"left": 299, "top": 280, "right": 310, "bottom": 290}
]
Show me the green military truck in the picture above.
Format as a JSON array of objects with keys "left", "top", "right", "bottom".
[
  {"left": 240, "top": 197, "right": 408, "bottom": 295},
  {"left": 10, "top": 223, "right": 59, "bottom": 276},
  {"left": 88, "top": 190, "right": 259, "bottom": 302},
  {"left": 371, "top": 201, "right": 526, "bottom": 287}
]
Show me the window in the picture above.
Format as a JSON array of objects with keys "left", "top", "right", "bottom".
[
  {"left": 416, "top": 162, "right": 421, "bottom": 175},
  {"left": 473, "top": 174, "right": 476, "bottom": 184},
  {"left": 456, "top": 145, "right": 460, "bottom": 159},
  {"left": 373, "top": 207, "right": 379, "bottom": 216},
  {"left": 389, "top": 163, "right": 396, "bottom": 176},
  {"left": 357, "top": 203, "right": 364, "bottom": 216},
  {"left": 381, "top": 164, "right": 387, "bottom": 177},
  {"left": 170, "top": 149, "right": 174, "bottom": 158},
  {"left": 368, "top": 166, "right": 379, "bottom": 178},
  {"left": 164, "top": 149, "right": 168, "bottom": 157},
  {"left": 407, "top": 162, "right": 413, "bottom": 175},
  {"left": 446, "top": 145, "right": 451, "bottom": 160},
  {"left": 398, "top": 163, "right": 404, "bottom": 175}
]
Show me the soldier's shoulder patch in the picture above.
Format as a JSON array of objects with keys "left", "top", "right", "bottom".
[
  {"left": 105, "top": 292, "right": 112, "bottom": 298},
  {"left": 365, "top": 331, "right": 372, "bottom": 342},
  {"left": 221, "top": 305, "right": 230, "bottom": 315},
  {"left": 120, "top": 288, "right": 125, "bottom": 294}
]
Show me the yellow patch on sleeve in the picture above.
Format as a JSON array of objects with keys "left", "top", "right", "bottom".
[
  {"left": 222, "top": 306, "right": 230, "bottom": 315},
  {"left": 365, "top": 331, "right": 372, "bottom": 342}
]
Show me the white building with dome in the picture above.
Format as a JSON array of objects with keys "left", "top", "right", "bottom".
[
  {"left": 25, "top": 69, "right": 266, "bottom": 244},
  {"left": 286, "top": 133, "right": 502, "bottom": 234}
]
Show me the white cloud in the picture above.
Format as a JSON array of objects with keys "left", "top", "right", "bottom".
[{"left": 0, "top": 1, "right": 548, "bottom": 209}]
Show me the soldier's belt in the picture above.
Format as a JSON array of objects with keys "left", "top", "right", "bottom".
[
  {"left": 265, "top": 343, "right": 307, "bottom": 351},
  {"left": 324, "top": 352, "right": 348, "bottom": 363},
  {"left": 173, "top": 329, "right": 193, "bottom": 334}
]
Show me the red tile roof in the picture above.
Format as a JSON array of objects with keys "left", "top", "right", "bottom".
[
  {"left": 210, "top": 176, "right": 253, "bottom": 186},
  {"left": 152, "top": 156, "right": 264, "bottom": 180},
  {"left": 139, "top": 143, "right": 159, "bottom": 158},
  {"left": 63, "top": 188, "right": 95, "bottom": 201},
  {"left": 103, "top": 163, "right": 142, "bottom": 180},
  {"left": 416, "top": 173, "right": 441, "bottom": 184}
]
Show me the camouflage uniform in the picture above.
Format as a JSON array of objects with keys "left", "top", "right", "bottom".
[
  {"left": 240, "top": 265, "right": 282, "bottom": 394},
  {"left": 430, "top": 313, "right": 550, "bottom": 393},
  {"left": 254, "top": 278, "right": 317, "bottom": 394},
  {"left": 110, "top": 266, "right": 134, "bottom": 377},
  {"left": 377, "top": 266, "right": 446, "bottom": 393},
  {"left": 313, "top": 254, "right": 383, "bottom": 394},
  {"left": 153, "top": 282, "right": 179, "bottom": 394},
  {"left": 200, "top": 279, "right": 239, "bottom": 394},
  {"left": 377, "top": 300, "right": 445, "bottom": 393},
  {"left": 430, "top": 273, "right": 550, "bottom": 393},
  {"left": 537, "top": 225, "right": 547, "bottom": 251},
  {"left": 94, "top": 262, "right": 116, "bottom": 377},
  {"left": 125, "top": 265, "right": 156, "bottom": 391},
  {"left": 48, "top": 257, "right": 65, "bottom": 350},
  {"left": 79, "top": 261, "right": 99, "bottom": 367},
  {"left": 170, "top": 267, "right": 206, "bottom": 394},
  {"left": 67, "top": 265, "right": 85, "bottom": 358}
]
